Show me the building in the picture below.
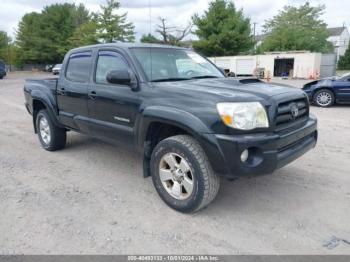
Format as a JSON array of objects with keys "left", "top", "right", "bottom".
[
  {"left": 254, "top": 27, "right": 349, "bottom": 62},
  {"left": 327, "top": 27, "right": 349, "bottom": 61},
  {"left": 209, "top": 51, "right": 336, "bottom": 79}
]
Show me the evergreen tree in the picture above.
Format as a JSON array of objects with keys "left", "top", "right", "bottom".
[
  {"left": 96, "top": 0, "right": 135, "bottom": 43},
  {"left": 338, "top": 43, "right": 350, "bottom": 70},
  {"left": 192, "top": 0, "right": 253, "bottom": 56}
]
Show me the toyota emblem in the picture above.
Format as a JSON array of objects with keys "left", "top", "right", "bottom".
[{"left": 290, "top": 103, "right": 299, "bottom": 118}]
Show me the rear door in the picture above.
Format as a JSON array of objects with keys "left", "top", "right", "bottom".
[
  {"left": 57, "top": 51, "right": 92, "bottom": 133},
  {"left": 87, "top": 50, "right": 140, "bottom": 146}
]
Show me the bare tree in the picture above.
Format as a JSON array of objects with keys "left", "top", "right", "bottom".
[{"left": 155, "top": 17, "right": 192, "bottom": 45}]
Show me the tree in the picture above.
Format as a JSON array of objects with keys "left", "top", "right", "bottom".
[
  {"left": 338, "top": 43, "right": 350, "bottom": 70},
  {"left": 68, "top": 21, "right": 99, "bottom": 48},
  {"left": 140, "top": 33, "right": 161, "bottom": 44},
  {"left": 155, "top": 17, "right": 192, "bottom": 46},
  {"left": 0, "top": 31, "right": 11, "bottom": 62},
  {"left": 95, "top": 0, "right": 135, "bottom": 43},
  {"left": 16, "top": 4, "right": 92, "bottom": 64},
  {"left": 140, "top": 18, "right": 192, "bottom": 46},
  {"left": 192, "top": 0, "right": 253, "bottom": 56},
  {"left": 15, "top": 12, "right": 43, "bottom": 64},
  {"left": 259, "top": 2, "right": 333, "bottom": 53}
]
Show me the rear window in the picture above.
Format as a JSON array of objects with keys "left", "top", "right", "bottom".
[{"left": 65, "top": 51, "right": 92, "bottom": 82}]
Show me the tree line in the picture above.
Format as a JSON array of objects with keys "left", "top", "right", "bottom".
[{"left": 0, "top": 0, "right": 349, "bottom": 69}]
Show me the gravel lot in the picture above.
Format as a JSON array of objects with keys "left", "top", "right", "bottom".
[{"left": 0, "top": 72, "right": 349, "bottom": 255}]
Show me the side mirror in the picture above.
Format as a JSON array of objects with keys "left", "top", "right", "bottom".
[
  {"left": 106, "top": 69, "right": 138, "bottom": 90},
  {"left": 107, "top": 69, "right": 131, "bottom": 85}
]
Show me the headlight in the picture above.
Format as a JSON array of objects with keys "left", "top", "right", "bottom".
[{"left": 217, "top": 102, "right": 269, "bottom": 130}]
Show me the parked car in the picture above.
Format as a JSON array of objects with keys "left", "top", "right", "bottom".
[
  {"left": 24, "top": 43, "right": 318, "bottom": 213},
  {"left": 52, "top": 64, "right": 62, "bottom": 75},
  {"left": 303, "top": 73, "right": 350, "bottom": 107},
  {"left": 0, "top": 60, "right": 6, "bottom": 79},
  {"left": 45, "top": 64, "right": 54, "bottom": 73}
]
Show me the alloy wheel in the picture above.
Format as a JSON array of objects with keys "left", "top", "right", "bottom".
[{"left": 159, "top": 153, "right": 194, "bottom": 200}]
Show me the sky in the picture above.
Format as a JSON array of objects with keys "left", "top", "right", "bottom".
[{"left": 0, "top": 0, "right": 349, "bottom": 41}]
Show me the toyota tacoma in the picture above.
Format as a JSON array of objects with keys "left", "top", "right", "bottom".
[{"left": 24, "top": 43, "right": 318, "bottom": 213}]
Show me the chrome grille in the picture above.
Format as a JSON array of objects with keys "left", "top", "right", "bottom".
[{"left": 275, "top": 98, "right": 309, "bottom": 130}]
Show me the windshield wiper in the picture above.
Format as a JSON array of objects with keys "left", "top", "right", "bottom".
[
  {"left": 189, "top": 75, "right": 221, "bottom": 79},
  {"left": 151, "top": 77, "right": 190, "bottom": 82}
]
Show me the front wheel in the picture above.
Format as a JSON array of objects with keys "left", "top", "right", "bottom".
[
  {"left": 313, "top": 89, "right": 335, "bottom": 107},
  {"left": 150, "top": 135, "right": 220, "bottom": 213},
  {"left": 36, "top": 109, "right": 66, "bottom": 151}
]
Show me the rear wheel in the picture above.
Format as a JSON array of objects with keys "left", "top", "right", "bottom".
[
  {"left": 150, "top": 135, "right": 220, "bottom": 213},
  {"left": 36, "top": 109, "right": 66, "bottom": 151},
  {"left": 313, "top": 89, "right": 335, "bottom": 107}
]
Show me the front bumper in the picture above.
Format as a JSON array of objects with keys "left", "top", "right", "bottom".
[{"left": 201, "top": 115, "right": 317, "bottom": 178}]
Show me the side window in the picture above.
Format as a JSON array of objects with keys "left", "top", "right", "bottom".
[
  {"left": 65, "top": 51, "right": 92, "bottom": 82},
  {"left": 96, "top": 51, "right": 129, "bottom": 84}
]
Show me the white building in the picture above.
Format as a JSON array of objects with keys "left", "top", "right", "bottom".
[
  {"left": 327, "top": 27, "right": 349, "bottom": 61},
  {"left": 209, "top": 51, "right": 336, "bottom": 79},
  {"left": 254, "top": 27, "right": 349, "bottom": 62}
]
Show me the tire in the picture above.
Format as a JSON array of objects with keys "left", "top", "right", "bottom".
[
  {"left": 313, "top": 89, "right": 335, "bottom": 107},
  {"left": 150, "top": 135, "right": 220, "bottom": 213},
  {"left": 36, "top": 109, "right": 66, "bottom": 151}
]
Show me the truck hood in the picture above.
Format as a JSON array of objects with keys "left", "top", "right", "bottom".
[{"left": 152, "top": 78, "right": 301, "bottom": 102}]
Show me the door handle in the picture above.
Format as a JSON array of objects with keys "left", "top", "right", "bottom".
[
  {"left": 89, "top": 91, "right": 97, "bottom": 100},
  {"left": 57, "top": 88, "right": 65, "bottom": 95}
]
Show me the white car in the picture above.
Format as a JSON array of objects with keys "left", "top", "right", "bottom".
[{"left": 52, "top": 64, "right": 62, "bottom": 75}]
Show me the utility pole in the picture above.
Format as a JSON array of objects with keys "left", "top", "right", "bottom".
[
  {"left": 253, "top": 22, "right": 257, "bottom": 53},
  {"left": 253, "top": 22, "right": 257, "bottom": 38}
]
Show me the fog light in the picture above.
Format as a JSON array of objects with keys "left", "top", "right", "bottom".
[{"left": 241, "top": 149, "right": 249, "bottom": 162}]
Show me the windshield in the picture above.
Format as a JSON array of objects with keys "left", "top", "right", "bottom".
[
  {"left": 131, "top": 47, "right": 224, "bottom": 82},
  {"left": 54, "top": 64, "right": 62, "bottom": 68}
]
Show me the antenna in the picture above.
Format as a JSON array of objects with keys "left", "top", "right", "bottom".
[
  {"left": 148, "top": 0, "right": 153, "bottom": 79},
  {"left": 149, "top": 0, "right": 152, "bottom": 35}
]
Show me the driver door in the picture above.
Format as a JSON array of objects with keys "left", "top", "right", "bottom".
[{"left": 88, "top": 50, "right": 140, "bottom": 146}]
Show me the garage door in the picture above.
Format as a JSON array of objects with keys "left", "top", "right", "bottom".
[
  {"left": 214, "top": 59, "right": 231, "bottom": 70},
  {"left": 236, "top": 59, "right": 254, "bottom": 76},
  {"left": 320, "top": 54, "right": 336, "bottom": 78}
]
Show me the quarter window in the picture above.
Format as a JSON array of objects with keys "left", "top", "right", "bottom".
[
  {"left": 65, "top": 51, "right": 92, "bottom": 82},
  {"left": 95, "top": 51, "right": 129, "bottom": 84}
]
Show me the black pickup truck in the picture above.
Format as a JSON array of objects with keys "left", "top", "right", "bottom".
[{"left": 24, "top": 43, "right": 317, "bottom": 212}]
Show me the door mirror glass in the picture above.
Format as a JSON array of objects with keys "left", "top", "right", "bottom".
[{"left": 106, "top": 69, "right": 131, "bottom": 85}]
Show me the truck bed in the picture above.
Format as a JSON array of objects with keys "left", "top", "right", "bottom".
[{"left": 24, "top": 78, "right": 59, "bottom": 115}]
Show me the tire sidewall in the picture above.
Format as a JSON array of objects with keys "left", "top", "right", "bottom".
[
  {"left": 36, "top": 110, "right": 54, "bottom": 150},
  {"left": 314, "top": 89, "right": 334, "bottom": 107},
  {"left": 151, "top": 139, "right": 205, "bottom": 213}
]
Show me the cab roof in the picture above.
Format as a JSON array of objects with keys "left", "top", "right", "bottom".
[{"left": 70, "top": 42, "right": 188, "bottom": 53}]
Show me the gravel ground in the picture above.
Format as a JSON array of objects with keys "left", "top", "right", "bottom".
[{"left": 0, "top": 72, "right": 349, "bottom": 254}]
